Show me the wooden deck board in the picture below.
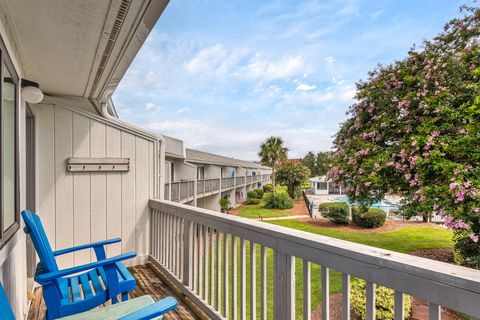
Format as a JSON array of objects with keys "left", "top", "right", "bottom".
[{"left": 27, "top": 264, "right": 199, "bottom": 320}]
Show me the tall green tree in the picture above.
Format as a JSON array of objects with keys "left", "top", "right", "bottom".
[
  {"left": 316, "top": 151, "right": 333, "bottom": 176},
  {"left": 276, "top": 162, "right": 311, "bottom": 198},
  {"left": 302, "top": 151, "right": 317, "bottom": 176},
  {"left": 259, "top": 136, "right": 288, "bottom": 195}
]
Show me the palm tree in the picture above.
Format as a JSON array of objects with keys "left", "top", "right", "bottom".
[{"left": 258, "top": 136, "right": 288, "bottom": 195}]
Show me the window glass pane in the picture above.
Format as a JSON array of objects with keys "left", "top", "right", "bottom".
[{"left": 3, "top": 64, "right": 16, "bottom": 231}]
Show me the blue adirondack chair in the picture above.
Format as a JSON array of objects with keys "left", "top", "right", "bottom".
[
  {"left": 0, "top": 281, "right": 177, "bottom": 320},
  {"left": 22, "top": 210, "right": 138, "bottom": 319}
]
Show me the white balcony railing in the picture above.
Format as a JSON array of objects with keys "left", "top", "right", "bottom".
[
  {"left": 197, "top": 178, "right": 221, "bottom": 197},
  {"left": 221, "top": 177, "right": 235, "bottom": 190},
  {"left": 167, "top": 181, "right": 195, "bottom": 202},
  {"left": 149, "top": 199, "right": 480, "bottom": 320}
]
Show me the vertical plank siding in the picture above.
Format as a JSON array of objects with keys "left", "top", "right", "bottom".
[{"left": 34, "top": 104, "right": 159, "bottom": 266}]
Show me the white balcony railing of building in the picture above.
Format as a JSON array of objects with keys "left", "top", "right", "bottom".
[
  {"left": 221, "top": 177, "right": 235, "bottom": 190},
  {"left": 197, "top": 178, "right": 221, "bottom": 196},
  {"left": 149, "top": 199, "right": 480, "bottom": 320},
  {"left": 166, "top": 181, "right": 195, "bottom": 202},
  {"left": 236, "top": 176, "right": 245, "bottom": 186}
]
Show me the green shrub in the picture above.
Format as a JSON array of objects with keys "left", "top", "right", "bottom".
[
  {"left": 264, "top": 192, "right": 293, "bottom": 209},
  {"left": 350, "top": 279, "right": 411, "bottom": 320},
  {"left": 352, "top": 207, "right": 386, "bottom": 228},
  {"left": 318, "top": 202, "right": 349, "bottom": 225},
  {"left": 245, "top": 198, "right": 261, "bottom": 205},
  {"left": 263, "top": 184, "right": 273, "bottom": 193},
  {"left": 254, "top": 188, "right": 264, "bottom": 198},
  {"left": 219, "top": 197, "right": 233, "bottom": 214},
  {"left": 247, "top": 190, "right": 258, "bottom": 199},
  {"left": 453, "top": 235, "right": 480, "bottom": 269}
]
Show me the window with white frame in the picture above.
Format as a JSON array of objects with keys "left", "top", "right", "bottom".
[{"left": 0, "top": 36, "right": 19, "bottom": 250}]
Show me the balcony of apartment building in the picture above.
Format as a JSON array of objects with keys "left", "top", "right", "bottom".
[{"left": 162, "top": 147, "right": 272, "bottom": 211}]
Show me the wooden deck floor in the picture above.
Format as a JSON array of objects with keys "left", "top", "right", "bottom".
[{"left": 27, "top": 264, "right": 200, "bottom": 320}]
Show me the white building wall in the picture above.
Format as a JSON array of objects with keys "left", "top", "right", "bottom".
[
  {"left": 33, "top": 102, "right": 159, "bottom": 269},
  {"left": 204, "top": 165, "right": 221, "bottom": 179}
]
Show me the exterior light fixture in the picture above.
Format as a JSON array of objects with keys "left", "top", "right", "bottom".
[{"left": 21, "top": 79, "right": 44, "bottom": 103}]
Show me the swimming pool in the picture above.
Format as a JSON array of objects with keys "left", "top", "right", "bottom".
[{"left": 330, "top": 196, "right": 400, "bottom": 210}]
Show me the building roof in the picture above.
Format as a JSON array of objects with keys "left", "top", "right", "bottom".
[
  {"left": 1, "top": 0, "right": 168, "bottom": 110},
  {"left": 186, "top": 148, "right": 269, "bottom": 170},
  {"left": 309, "top": 175, "right": 330, "bottom": 183}
]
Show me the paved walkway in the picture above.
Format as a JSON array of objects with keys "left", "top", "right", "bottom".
[{"left": 256, "top": 214, "right": 310, "bottom": 221}]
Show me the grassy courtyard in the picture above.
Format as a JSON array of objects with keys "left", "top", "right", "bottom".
[{"left": 235, "top": 202, "right": 291, "bottom": 219}]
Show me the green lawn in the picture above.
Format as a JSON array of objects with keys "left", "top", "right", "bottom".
[
  {"left": 268, "top": 219, "right": 453, "bottom": 253},
  {"left": 236, "top": 186, "right": 292, "bottom": 219},
  {"left": 200, "top": 219, "right": 453, "bottom": 319},
  {"left": 236, "top": 202, "right": 291, "bottom": 219}
]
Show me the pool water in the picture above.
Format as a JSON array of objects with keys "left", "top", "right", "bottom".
[{"left": 331, "top": 196, "right": 400, "bottom": 210}]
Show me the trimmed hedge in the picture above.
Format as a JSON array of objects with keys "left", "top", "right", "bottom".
[
  {"left": 352, "top": 207, "right": 386, "bottom": 228},
  {"left": 263, "top": 184, "right": 273, "bottom": 193},
  {"left": 245, "top": 198, "right": 261, "bottom": 205},
  {"left": 264, "top": 192, "right": 293, "bottom": 209},
  {"left": 247, "top": 190, "right": 258, "bottom": 199},
  {"left": 254, "top": 188, "right": 264, "bottom": 198},
  {"left": 351, "top": 279, "right": 411, "bottom": 320},
  {"left": 318, "top": 202, "right": 349, "bottom": 225}
]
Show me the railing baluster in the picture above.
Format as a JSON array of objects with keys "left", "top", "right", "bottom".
[
  {"left": 429, "top": 303, "right": 441, "bottom": 320},
  {"left": 232, "top": 235, "right": 238, "bottom": 320},
  {"left": 210, "top": 229, "right": 214, "bottom": 306},
  {"left": 173, "top": 216, "right": 177, "bottom": 274},
  {"left": 240, "top": 238, "right": 246, "bottom": 320},
  {"left": 274, "top": 250, "right": 295, "bottom": 320},
  {"left": 261, "top": 245, "right": 267, "bottom": 320},
  {"left": 163, "top": 212, "right": 167, "bottom": 266},
  {"left": 303, "top": 260, "right": 311, "bottom": 320},
  {"left": 321, "top": 266, "right": 329, "bottom": 320},
  {"left": 167, "top": 214, "right": 171, "bottom": 270},
  {"left": 342, "top": 274, "right": 350, "bottom": 320},
  {"left": 199, "top": 225, "right": 203, "bottom": 297},
  {"left": 193, "top": 223, "right": 198, "bottom": 293},
  {"left": 183, "top": 220, "right": 193, "bottom": 288},
  {"left": 224, "top": 233, "right": 229, "bottom": 317},
  {"left": 366, "top": 281, "right": 376, "bottom": 320},
  {"left": 216, "top": 230, "right": 221, "bottom": 311},
  {"left": 250, "top": 242, "right": 257, "bottom": 320},
  {"left": 394, "top": 291, "right": 404, "bottom": 320},
  {"left": 204, "top": 226, "right": 209, "bottom": 301},
  {"left": 180, "top": 218, "right": 184, "bottom": 280}
]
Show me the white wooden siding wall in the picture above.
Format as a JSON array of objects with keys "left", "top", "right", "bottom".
[{"left": 35, "top": 104, "right": 157, "bottom": 268}]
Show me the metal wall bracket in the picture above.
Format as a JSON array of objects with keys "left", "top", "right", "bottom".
[{"left": 66, "top": 157, "right": 130, "bottom": 172}]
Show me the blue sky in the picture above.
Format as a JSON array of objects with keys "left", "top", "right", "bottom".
[{"left": 113, "top": 0, "right": 471, "bottom": 160}]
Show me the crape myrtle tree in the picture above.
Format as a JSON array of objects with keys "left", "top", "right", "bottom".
[
  {"left": 330, "top": 6, "right": 480, "bottom": 268},
  {"left": 276, "top": 162, "right": 311, "bottom": 198}
]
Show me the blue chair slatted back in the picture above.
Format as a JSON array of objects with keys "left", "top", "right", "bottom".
[
  {"left": 21, "top": 210, "right": 59, "bottom": 273},
  {"left": 0, "top": 282, "right": 16, "bottom": 320}
]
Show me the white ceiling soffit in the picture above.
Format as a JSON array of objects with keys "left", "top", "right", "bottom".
[{"left": 4, "top": 0, "right": 168, "bottom": 104}]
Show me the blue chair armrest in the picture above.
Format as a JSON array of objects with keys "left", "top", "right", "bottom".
[
  {"left": 53, "top": 238, "right": 122, "bottom": 256},
  {"left": 118, "top": 297, "right": 178, "bottom": 320},
  {"left": 35, "top": 251, "right": 136, "bottom": 284}
]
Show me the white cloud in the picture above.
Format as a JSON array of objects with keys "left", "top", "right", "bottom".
[
  {"left": 324, "top": 56, "right": 335, "bottom": 67},
  {"left": 144, "top": 102, "right": 163, "bottom": 111},
  {"left": 177, "top": 107, "right": 190, "bottom": 113},
  {"left": 242, "top": 55, "right": 304, "bottom": 81},
  {"left": 183, "top": 44, "right": 228, "bottom": 74},
  {"left": 296, "top": 83, "right": 316, "bottom": 92}
]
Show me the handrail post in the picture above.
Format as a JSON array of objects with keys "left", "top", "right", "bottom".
[
  {"left": 274, "top": 250, "right": 295, "bottom": 320},
  {"left": 183, "top": 220, "right": 193, "bottom": 288}
]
